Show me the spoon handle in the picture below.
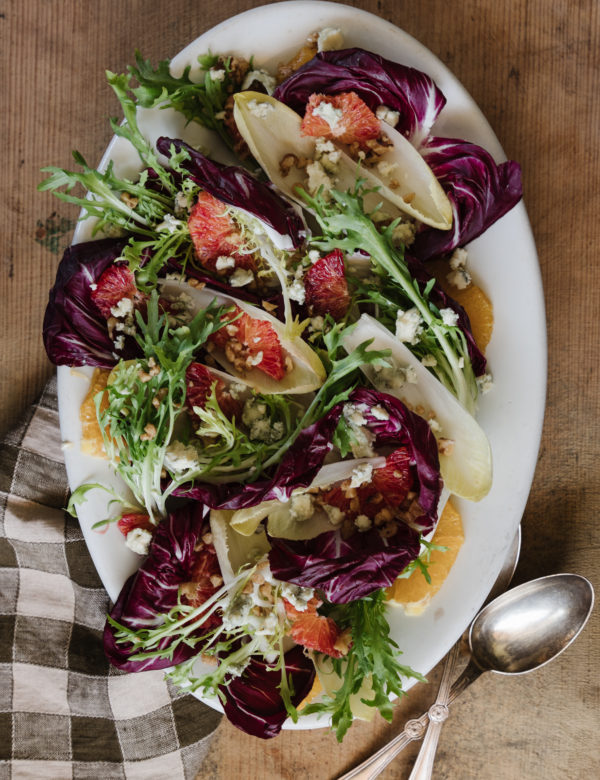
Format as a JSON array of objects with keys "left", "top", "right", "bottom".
[
  {"left": 336, "top": 661, "right": 484, "bottom": 780},
  {"left": 336, "top": 713, "right": 430, "bottom": 780},
  {"left": 407, "top": 643, "right": 461, "bottom": 780}
]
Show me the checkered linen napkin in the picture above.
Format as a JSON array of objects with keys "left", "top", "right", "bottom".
[{"left": 0, "top": 376, "right": 222, "bottom": 779}]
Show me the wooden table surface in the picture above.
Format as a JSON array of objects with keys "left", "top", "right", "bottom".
[{"left": 2, "top": 1, "right": 598, "bottom": 778}]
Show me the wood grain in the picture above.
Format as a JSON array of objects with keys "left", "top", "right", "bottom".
[{"left": 2, "top": 1, "right": 598, "bottom": 777}]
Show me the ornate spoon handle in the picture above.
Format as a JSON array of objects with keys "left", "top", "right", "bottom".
[
  {"left": 407, "top": 643, "right": 461, "bottom": 780},
  {"left": 336, "top": 660, "right": 484, "bottom": 780},
  {"left": 336, "top": 712, "right": 430, "bottom": 780}
]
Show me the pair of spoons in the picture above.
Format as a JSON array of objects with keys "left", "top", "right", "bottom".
[{"left": 339, "top": 533, "right": 594, "bottom": 780}]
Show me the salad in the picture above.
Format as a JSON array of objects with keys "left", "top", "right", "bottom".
[{"left": 41, "top": 23, "right": 521, "bottom": 741}]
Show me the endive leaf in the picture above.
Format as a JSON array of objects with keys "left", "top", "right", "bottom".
[
  {"left": 233, "top": 92, "right": 452, "bottom": 230},
  {"left": 343, "top": 314, "right": 492, "bottom": 501}
]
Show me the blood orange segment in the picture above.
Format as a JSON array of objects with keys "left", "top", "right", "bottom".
[
  {"left": 188, "top": 191, "right": 255, "bottom": 272},
  {"left": 185, "top": 362, "right": 242, "bottom": 420},
  {"left": 117, "top": 512, "right": 153, "bottom": 537},
  {"left": 208, "top": 307, "right": 286, "bottom": 381},
  {"left": 288, "top": 612, "right": 345, "bottom": 658},
  {"left": 91, "top": 265, "right": 146, "bottom": 319},
  {"left": 371, "top": 447, "right": 414, "bottom": 508},
  {"left": 304, "top": 249, "right": 351, "bottom": 321},
  {"left": 301, "top": 92, "right": 381, "bottom": 147},
  {"left": 241, "top": 316, "right": 286, "bottom": 380},
  {"left": 180, "top": 531, "right": 223, "bottom": 628}
]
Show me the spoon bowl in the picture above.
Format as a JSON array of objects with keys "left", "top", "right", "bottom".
[{"left": 469, "top": 573, "right": 594, "bottom": 675}]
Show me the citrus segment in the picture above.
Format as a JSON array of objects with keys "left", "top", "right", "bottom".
[
  {"left": 429, "top": 258, "right": 494, "bottom": 352},
  {"left": 301, "top": 92, "right": 380, "bottom": 147},
  {"left": 304, "top": 249, "right": 350, "bottom": 321},
  {"left": 386, "top": 499, "right": 464, "bottom": 614},
  {"left": 80, "top": 368, "right": 110, "bottom": 458}
]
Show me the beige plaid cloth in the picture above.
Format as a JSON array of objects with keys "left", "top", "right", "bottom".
[{"left": 0, "top": 376, "right": 222, "bottom": 779}]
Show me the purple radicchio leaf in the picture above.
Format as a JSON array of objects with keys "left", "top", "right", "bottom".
[
  {"left": 156, "top": 137, "right": 307, "bottom": 248},
  {"left": 268, "top": 388, "right": 442, "bottom": 603},
  {"left": 411, "top": 136, "right": 523, "bottom": 261},
  {"left": 173, "top": 404, "right": 343, "bottom": 509},
  {"left": 43, "top": 237, "right": 131, "bottom": 368},
  {"left": 103, "top": 502, "right": 214, "bottom": 672},
  {"left": 220, "top": 645, "right": 315, "bottom": 739},
  {"left": 273, "top": 47, "right": 446, "bottom": 146},
  {"left": 404, "top": 253, "right": 486, "bottom": 376}
]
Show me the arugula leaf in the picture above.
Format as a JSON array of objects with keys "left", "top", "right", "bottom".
[
  {"left": 303, "top": 589, "right": 426, "bottom": 741},
  {"left": 96, "top": 291, "right": 229, "bottom": 521},
  {"left": 300, "top": 183, "right": 479, "bottom": 413},
  {"left": 127, "top": 51, "right": 237, "bottom": 152}
]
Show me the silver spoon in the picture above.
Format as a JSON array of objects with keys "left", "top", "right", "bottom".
[
  {"left": 407, "top": 529, "right": 522, "bottom": 780},
  {"left": 338, "top": 572, "right": 594, "bottom": 780}
]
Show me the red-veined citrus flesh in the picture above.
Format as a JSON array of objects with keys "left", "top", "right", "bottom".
[
  {"left": 301, "top": 92, "right": 381, "bottom": 147},
  {"left": 304, "top": 249, "right": 351, "bottom": 321}
]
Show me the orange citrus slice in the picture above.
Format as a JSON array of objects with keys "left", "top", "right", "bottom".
[
  {"left": 79, "top": 368, "right": 110, "bottom": 458},
  {"left": 386, "top": 499, "right": 464, "bottom": 615},
  {"left": 429, "top": 259, "right": 494, "bottom": 352},
  {"left": 298, "top": 674, "right": 323, "bottom": 710}
]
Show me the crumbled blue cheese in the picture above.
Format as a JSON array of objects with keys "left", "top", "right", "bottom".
[
  {"left": 315, "top": 138, "right": 341, "bottom": 173},
  {"left": 440, "top": 308, "right": 459, "bottom": 327},
  {"left": 280, "top": 581, "right": 315, "bottom": 611},
  {"left": 229, "top": 383, "right": 247, "bottom": 400},
  {"left": 247, "top": 99, "right": 274, "bottom": 119},
  {"left": 164, "top": 441, "right": 200, "bottom": 473},
  {"left": 322, "top": 503, "right": 345, "bottom": 526},
  {"left": 308, "top": 249, "right": 321, "bottom": 264},
  {"left": 215, "top": 255, "right": 236, "bottom": 271},
  {"left": 375, "top": 105, "right": 400, "bottom": 127},
  {"left": 350, "top": 463, "right": 373, "bottom": 489},
  {"left": 289, "top": 277, "right": 306, "bottom": 304},
  {"left": 373, "top": 364, "right": 418, "bottom": 392},
  {"left": 421, "top": 354, "right": 438, "bottom": 367},
  {"left": 317, "top": 27, "right": 344, "bottom": 52},
  {"left": 395, "top": 308, "right": 424, "bottom": 344},
  {"left": 447, "top": 247, "right": 472, "bottom": 289},
  {"left": 113, "top": 335, "right": 125, "bottom": 351},
  {"left": 354, "top": 514, "right": 372, "bottom": 531},
  {"left": 126, "top": 527, "right": 153, "bottom": 556},
  {"left": 241, "top": 68, "right": 276, "bottom": 95},
  {"left": 110, "top": 297, "right": 134, "bottom": 318},
  {"left": 371, "top": 405, "right": 390, "bottom": 421},
  {"left": 229, "top": 267, "right": 254, "bottom": 287},
  {"left": 90, "top": 282, "right": 97, "bottom": 291},
  {"left": 289, "top": 493, "right": 314, "bottom": 521},
  {"left": 312, "top": 101, "right": 343, "bottom": 131},
  {"left": 156, "top": 213, "right": 184, "bottom": 234},
  {"left": 242, "top": 398, "right": 283, "bottom": 442},
  {"left": 477, "top": 373, "right": 494, "bottom": 394},
  {"left": 343, "top": 403, "right": 376, "bottom": 458},
  {"left": 209, "top": 68, "right": 226, "bottom": 82}
]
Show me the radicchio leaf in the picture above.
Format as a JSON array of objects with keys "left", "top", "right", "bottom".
[
  {"left": 173, "top": 404, "right": 343, "bottom": 508},
  {"left": 103, "top": 502, "right": 215, "bottom": 672},
  {"left": 273, "top": 48, "right": 446, "bottom": 146},
  {"left": 156, "top": 136, "right": 307, "bottom": 248},
  {"left": 268, "top": 388, "right": 441, "bottom": 603},
  {"left": 43, "top": 237, "right": 129, "bottom": 368},
  {"left": 221, "top": 645, "right": 315, "bottom": 739},
  {"left": 411, "top": 137, "right": 523, "bottom": 261}
]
